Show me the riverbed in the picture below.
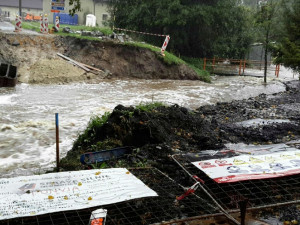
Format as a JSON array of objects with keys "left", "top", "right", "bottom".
[{"left": 0, "top": 76, "right": 288, "bottom": 177}]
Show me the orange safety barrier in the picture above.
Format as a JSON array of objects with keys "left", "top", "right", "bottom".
[{"left": 201, "top": 57, "right": 281, "bottom": 77}]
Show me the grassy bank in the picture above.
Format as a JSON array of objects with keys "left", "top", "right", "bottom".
[{"left": 16, "top": 21, "right": 211, "bottom": 82}]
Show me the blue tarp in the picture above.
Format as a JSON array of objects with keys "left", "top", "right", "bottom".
[{"left": 53, "top": 13, "right": 78, "bottom": 25}]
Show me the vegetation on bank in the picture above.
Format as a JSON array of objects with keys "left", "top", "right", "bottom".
[
  {"left": 14, "top": 21, "right": 212, "bottom": 82},
  {"left": 60, "top": 102, "right": 168, "bottom": 170}
]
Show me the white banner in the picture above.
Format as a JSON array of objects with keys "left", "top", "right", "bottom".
[
  {"left": 0, "top": 168, "right": 158, "bottom": 220},
  {"left": 192, "top": 150, "right": 300, "bottom": 183}
]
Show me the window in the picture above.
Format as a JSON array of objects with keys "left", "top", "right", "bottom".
[{"left": 102, "top": 13, "right": 108, "bottom": 21}]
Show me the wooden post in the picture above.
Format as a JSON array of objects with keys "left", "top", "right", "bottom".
[
  {"left": 55, "top": 113, "right": 60, "bottom": 172},
  {"left": 275, "top": 64, "right": 278, "bottom": 76},
  {"left": 212, "top": 57, "right": 215, "bottom": 73},
  {"left": 277, "top": 64, "right": 280, "bottom": 77},
  {"left": 243, "top": 60, "right": 246, "bottom": 74},
  {"left": 203, "top": 58, "right": 206, "bottom": 70},
  {"left": 239, "top": 60, "right": 242, "bottom": 76},
  {"left": 239, "top": 199, "right": 248, "bottom": 225}
]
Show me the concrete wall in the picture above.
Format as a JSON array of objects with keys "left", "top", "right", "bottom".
[
  {"left": 43, "top": 0, "right": 109, "bottom": 26},
  {"left": 0, "top": 6, "right": 42, "bottom": 20}
]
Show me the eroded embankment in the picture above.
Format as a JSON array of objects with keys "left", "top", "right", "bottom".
[
  {"left": 0, "top": 33, "right": 200, "bottom": 84},
  {"left": 60, "top": 80, "right": 300, "bottom": 171}
]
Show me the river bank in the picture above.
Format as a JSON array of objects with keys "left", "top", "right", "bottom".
[
  {"left": 0, "top": 32, "right": 203, "bottom": 84},
  {"left": 61, "top": 80, "right": 300, "bottom": 170}
]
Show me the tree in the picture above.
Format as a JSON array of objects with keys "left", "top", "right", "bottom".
[
  {"left": 273, "top": 0, "right": 300, "bottom": 74},
  {"left": 107, "top": 0, "right": 253, "bottom": 58},
  {"left": 255, "top": 0, "right": 282, "bottom": 83},
  {"left": 69, "top": 0, "right": 81, "bottom": 15}
]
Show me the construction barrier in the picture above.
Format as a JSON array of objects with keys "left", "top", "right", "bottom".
[
  {"left": 43, "top": 14, "right": 48, "bottom": 33},
  {"left": 161, "top": 35, "right": 170, "bottom": 56},
  {"left": 40, "top": 14, "right": 44, "bottom": 33},
  {"left": 54, "top": 16, "right": 60, "bottom": 32},
  {"left": 14, "top": 15, "right": 22, "bottom": 32}
]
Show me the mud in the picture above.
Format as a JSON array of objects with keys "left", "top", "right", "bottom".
[{"left": 0, "top": 33, "right": 200, "bottom": 84}]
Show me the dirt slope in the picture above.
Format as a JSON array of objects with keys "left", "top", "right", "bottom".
[{"left": 0, "top": 33, "right": 200, "bottom": 84}]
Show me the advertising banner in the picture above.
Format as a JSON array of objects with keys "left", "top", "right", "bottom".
[
  {"left": 0, "top": 168, "right": 158, "bottom": 220},
  {"left": 192, "top": 149, "right": 300, "bottom": 183}
]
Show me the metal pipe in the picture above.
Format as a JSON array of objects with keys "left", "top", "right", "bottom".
[
  {"left": 55, "top": 113, "right": 60, "bottom": 172},
  {"left": 19, "top": 0, "right": 22, "bottom": 17}
]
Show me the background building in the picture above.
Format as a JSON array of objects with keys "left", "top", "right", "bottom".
[
  {"left": 43, "top": 0, "right": 109, "bottom": 26},
  {"left": 0, "top": 0, "right": 43, "bottom": 19}
]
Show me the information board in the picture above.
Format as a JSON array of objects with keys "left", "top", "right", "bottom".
[{"left": 0, "top": 168, "right": 158, "bottom": 220}]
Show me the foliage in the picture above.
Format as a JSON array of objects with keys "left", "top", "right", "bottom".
[
  {"left": 72, "top": 112, "right": 111, "bottom": 151},
  {"left": 273, "top": 0, "right": 300, "bottom": 74},
  {"left": 107, "top": 0, "right": 253, "bottom": 59},
  {"left": 135, "top": 102, "right": 166, "bottom": 112},
  {"left": 69, "top": 0, "right": 81, "bottom": 16},
  {"left": 254, "top": 0, "right": 283, "bottom": 82}
]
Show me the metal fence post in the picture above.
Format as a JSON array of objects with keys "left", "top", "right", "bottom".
[{"left": 55, "top": 113, "right": 60, "bottom": 172}]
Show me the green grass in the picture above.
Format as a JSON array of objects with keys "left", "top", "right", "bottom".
[
  {"left": 135, "top": 102, "right": 166, "bottom": 112},
  {"left": 124, "top": 42, "right": 185, "bottom": 65},
  {"left": 17, "top": 21, "right": 113, "bottom": 35},
  {"left": 72, "top": 112, "right": 111, "bottom": 151}
]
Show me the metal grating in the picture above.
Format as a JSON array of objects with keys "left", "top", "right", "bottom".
[
  {"left": 173, "top": 154, "right": 300, "bottom": 212},
  {"left": 0, "top": 168, "right": 220, "bottom": 225}
]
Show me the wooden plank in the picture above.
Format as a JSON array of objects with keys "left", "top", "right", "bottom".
[
  {"left": 57, "top": 53, "right": 90, "bottom": 72},
  {"left": 79, "top": 62, "right": 104, "bottom": 73}
]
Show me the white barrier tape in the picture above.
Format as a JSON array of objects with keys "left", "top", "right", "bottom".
[{"left": 114, "top": 27, "right": 168, "bottom": 37}]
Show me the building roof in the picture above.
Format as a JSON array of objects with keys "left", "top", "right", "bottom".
[{"left": 0, "top": 0, "right": 43, "bottom": 10}]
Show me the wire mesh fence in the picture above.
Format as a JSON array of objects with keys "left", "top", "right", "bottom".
[
  {"left": 0, "top": 168, "right": 220, "bottom": 225},
  {"left": 173, "top": 154, "right": 300, "bottom": 212}
]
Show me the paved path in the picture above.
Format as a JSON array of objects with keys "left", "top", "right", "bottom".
[{"left": 0, "top": 21, "right": 41, "bottom": 35}]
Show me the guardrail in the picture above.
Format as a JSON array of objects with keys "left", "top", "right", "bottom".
[{"left": 202, "top": 58, "right": 280, "bottom": 77}]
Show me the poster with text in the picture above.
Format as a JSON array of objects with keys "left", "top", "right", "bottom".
[
  {"left": 192, "top": 150, "right": 300, "bottom": 183},
  {"left": 0, "top": 168, "right": 158, "bottom": 220}
]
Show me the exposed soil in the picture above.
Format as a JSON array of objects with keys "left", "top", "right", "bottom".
[{"left": 0, "top": 33, "right": 200, "bottom": 84}]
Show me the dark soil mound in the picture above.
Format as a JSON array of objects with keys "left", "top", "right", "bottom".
[
  {"left": 61, "top": 103, "right": 223, "bottom": 171},
  {"left": 61, "top": 80, "right": 300, "bottom": 172}
]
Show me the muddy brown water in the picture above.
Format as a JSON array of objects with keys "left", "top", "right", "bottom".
[{"left": 0, "top": 76, "right": 287, "bottom": 178}]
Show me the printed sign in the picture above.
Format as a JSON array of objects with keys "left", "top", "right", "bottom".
[
  {"left": 0, "top": 168, "right": 157, "bottom": 220},
  {"left": 51, "top": 0, "right": 65, "bottom": 11},
  {"left": 192, "top": 149, "right": 300, "bottom": 183}
]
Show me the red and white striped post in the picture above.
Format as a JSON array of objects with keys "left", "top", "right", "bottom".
[
  {"left": 161, "top": 35, "right": 170, "bottom": 56},
  {"left": 14, "top": 15, "right": 22, "bottom": 32},
  {"left": 44, "top": 14, "right": 49, "bottom": 34},
  {"left": 55, "top": 16, "right": 60, "bottom": 32},
  {"left": 40, "top": 14, "right": 44, "bottom": 33}
]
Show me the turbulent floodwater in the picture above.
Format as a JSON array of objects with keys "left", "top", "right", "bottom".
[{"left": 0, "top": 76, "right": 287, "bottom": 178}]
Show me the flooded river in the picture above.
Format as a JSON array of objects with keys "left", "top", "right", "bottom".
[{"left": 0, "top": 76, "right": 286, "bottom": 178}]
